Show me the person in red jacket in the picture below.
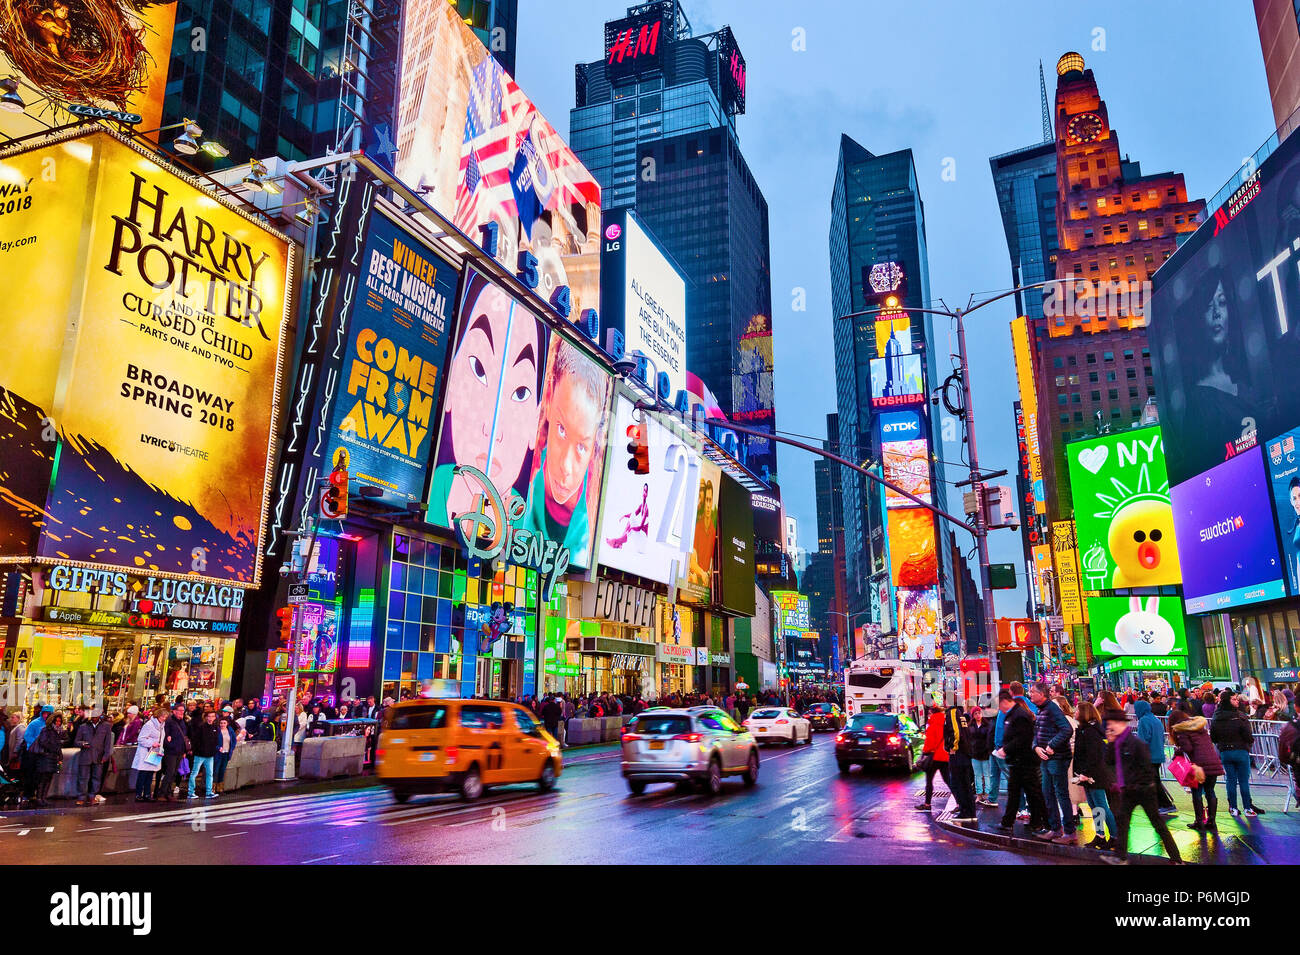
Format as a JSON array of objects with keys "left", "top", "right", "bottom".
[{"left": 915, "top": 705, "right": 951, "bottom": 812}]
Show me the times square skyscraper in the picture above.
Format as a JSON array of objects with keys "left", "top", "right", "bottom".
[{"left": 569, "top": 0, "right": 778, "bottom": 481}]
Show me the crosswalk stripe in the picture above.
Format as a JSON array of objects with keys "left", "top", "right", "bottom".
[
  {"left": 102, "top": 787, "right": 389, "bottom": 823},
  {"left": 191, "top": 794, "right": 393, "bottom": 827}
]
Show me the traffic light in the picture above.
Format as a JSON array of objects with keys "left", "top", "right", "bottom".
[
  {"left": 626, "top": 423, "right": 649, "bottom": 474},
  {"left": 276, "top": 606, "right": 295, "bottom": 649},
  {"left": 321, "top": 466, "right": 349, "bottom": 519}
]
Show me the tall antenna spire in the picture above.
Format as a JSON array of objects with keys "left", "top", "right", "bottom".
[{"left": 1039, "top": 60, "right": 1053, "bottom": 143}]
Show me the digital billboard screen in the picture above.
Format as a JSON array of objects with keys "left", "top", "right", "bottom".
[
  {"left": 869, "top": 353, "right": 924, "bottom": 408},
  {"left": 887, "top": 508, "right": 937, "bottom": 586},
  {"left": 1265, "top": 427, "right": 1300, "bottom": 595},
  {"left": 733, "top": 314, "right": 776, "bottom": 479},
  {"left": 599, "top": 210, "right": 688, "bottom": 399},
  {"left": 396, "top": 0, "right": 601, "bottom": 325},
  {"left": 0, "top": 130, "right": 293, "bottom": 585},
  {"left": 595, "top": 393, "right": 703, "bottom": 585},
  {"left": 897, "top": 586, "right": 940, "bottom": 661},
  {"left": 1064, "top": 426, "right": 1181, "bottom": 591},
  {"left": 429, "top": 270, "right": 613, "bottom": 570},
  {"left": 1149, "top": 125, "right": 1300, "bottom": 487},
  {"left": 0, "top": 0, "right": 177, "bottom": 140},
  {"left": 324, "top": 208, "right": 458, "bottom": 507},
  {"left": 1171, "top": 447, "right": 1287, "bottom": 613},
  {"left": 717, "top": 473, "right": 756, "bottom": 617},
  {"left": 1085, "top": 594, "right": 1188, "bottom": 662},
  {"left": 882, "top": 438, "right": 931, "bottom": 508},
  {"left": 678, "top": 457, "right": 721, "bottom": 604},
  {"left": 604, "top": 12, "right": 667, "bottom": 81}
]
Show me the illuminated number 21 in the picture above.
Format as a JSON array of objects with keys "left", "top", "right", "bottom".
[{"left": 659, "top": 441, "right": 701, "bottom": 578}]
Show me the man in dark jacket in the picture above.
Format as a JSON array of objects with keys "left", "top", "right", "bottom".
[
  {"left": 1029, "top": 682, "right": 1074, "bottom": 842},
  {"left": 994, "top": 691, "right": 1051, "bottom": 836},
  {"left": 1103, "top": 710, "right": 1182, "bottom": 864},
  {"left": 73, "top": 710, "right": 115, "bottom": 805},
  {"left": 155, "top": 702, "right": 191, "bottom": 801},
  {"left": 943, "top": 705, "right": 978, "bottom": 823},
  {"left": 540, "top": 695, "right": 563, "bottom": 745},
  {"left": 188, "top": 709, "right": 221, "bottom": 799}
]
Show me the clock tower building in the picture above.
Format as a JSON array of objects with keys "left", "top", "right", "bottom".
[{"left": 1030, "top": 52, "right": 1205, "bottom": 522}]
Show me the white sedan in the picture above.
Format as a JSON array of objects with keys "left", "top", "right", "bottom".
[{"left": 742, "top": 707, "right": 812, "bottom": 746}]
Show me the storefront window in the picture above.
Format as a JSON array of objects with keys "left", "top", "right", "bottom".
[
  {"left": 1201, "top": 615, "right": 1232, "bottom": 682},
  {"left": 1258, "top": 615, "right": 1278, "bottom": 669},
  {"left": 1232, "top": 615, "right": 1257, "bottom": 677},
  {"left": 1274, "top": 612, "right": 1295, "bottom": 668}
]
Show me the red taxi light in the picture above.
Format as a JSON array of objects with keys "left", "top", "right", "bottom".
[
  {"left": 673, "top": 733, "right": 702, "bottom": 743},
  {"left": 621, "top": 733, "right": 641, "bottom": 742}
]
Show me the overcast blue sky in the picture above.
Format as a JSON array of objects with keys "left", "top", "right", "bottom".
[{"left": 517, "top": 0, "right": 1275, "bottom": 616}]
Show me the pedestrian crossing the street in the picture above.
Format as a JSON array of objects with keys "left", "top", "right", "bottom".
[{"left": 99, "top": 786, "right": 570, "bottom": 830}]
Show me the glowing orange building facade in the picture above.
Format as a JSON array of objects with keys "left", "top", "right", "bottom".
[{"left": 1030, "top": 53, "right": 1205, "bottom": 522}]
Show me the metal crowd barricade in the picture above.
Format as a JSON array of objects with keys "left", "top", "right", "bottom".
[{"left": 1155, "top": 714, "right": 1290, "bottom": 786}]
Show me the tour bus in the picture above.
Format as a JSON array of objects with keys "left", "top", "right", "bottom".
[{"left": 844, "top": 659, "right": 925, "bottom": 725}]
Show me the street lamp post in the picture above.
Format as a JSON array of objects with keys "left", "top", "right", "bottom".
[
  {"left": 827, "top": 609, "right": 870, "bottom": 667},
  {"left": 830, "top": 280, "right": 1058, "bottom": 681}
]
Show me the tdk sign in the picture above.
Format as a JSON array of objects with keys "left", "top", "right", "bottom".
[{"left": 878, "top": 410, "right": 923, "bottom": 442}]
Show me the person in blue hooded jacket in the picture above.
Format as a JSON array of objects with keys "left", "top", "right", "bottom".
[
  {"left": 1134, "top": 699, "right": 1176, "bottom": 812},
  {"left": 19, "top": 705, "right": 52, "bottom": 801}
]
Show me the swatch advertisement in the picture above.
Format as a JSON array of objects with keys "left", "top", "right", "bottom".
[
  {"left": 324, "top": 209, "right": 458, "bottom": 506},
  {"left": 396, "top": 0, "right": 601, "bottom": 324},
  {"left": 429, "top": 270, "right": 613, "bottom": 570},
  {"left": 596, "top": 392, "right": 703, "bottom": 586},
  {"left": 716, "top": 473, "right": 756, "bottom": 617},
  {"left": 897, "top": 586, "right": 941, "bottom": 661},
  {"left": 0, "top": 131, "right": 293, "bottom": 585},
  {"left": 1266, "top": 427, "right": 1300, "bottom": 595},
  {"left": 1065, "top": 426, "right": 1181, "bottom": 591},
  {"left": 1171, "top": 447, "right": 1287, "bottom": 613},
  {"left": 1085, "top": 594, "right": 1187, "bottom": 662}
]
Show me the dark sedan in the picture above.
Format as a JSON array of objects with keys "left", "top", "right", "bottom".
[
  {"left": 803, "top": 702, "right": 844, "bottom": 731},
  {"left": 834, "top": 712, "right": 923, "bottom": 773}
]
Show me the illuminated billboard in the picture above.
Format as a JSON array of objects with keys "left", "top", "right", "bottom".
[
  {"left": 869, "top": 353, "right": 924, "bottom": 408},
  {"left": 0, "top": 0, "right": 177, "bottom": 139},
  {"left": 429, "top": 270, "right": 613, "bottom": 570},
  {"left": 324, "top": 208, "right": 458, "bottom": 507},
  {"left": 882, "top": 438, "right": 931, "bottom": 508},
  {"left": 1265, "top": 427, "right": 1300, "bottom": 595},
  {"left": 678, "top": 457, "right": 721, "bottom": 604},
  {"left": 1149, "top": 124, "right": 1300, "bottom": 487},
  {"left": 599, "top": 209, "right": 688, "bottom": 399},
  {"left": 887, "top": 508, "right": 937, "bottom": 586},
  {"left": 716, "top": 474, "right": 756, "bottom": 617},
  {"left": 0, "top": 129, "right": 293, "bottom": 585},
  {"left": 897, "top": 586, "right": 940, "bottom": 661},
  {"left": 595, "top": 393, "right": 703, "bottom": 585},
  {"left": 396, "top": 0, "right": 601, "bottom": 324},
  {"left": 604, "top": 12, "right": 666, "bottom": 81},
  {"left": 1085, "top": 594, "right": 1187, "bottom": 662},
  {"left": 1011, "top": 317, "right": 1046, "bottom": 515},
  {"left": 1172, "top": 447, "right": 1287, "bottom": 612},
  {"left": 1065, "top": 426, "right": 1181, "bottom": 590},
  {"left": 733, "top": 313, "right": 776, "bottom": 479}
]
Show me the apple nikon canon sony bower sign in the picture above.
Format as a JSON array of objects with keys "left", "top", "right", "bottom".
[{"left": 0, "top": 129, "right": 294, "bottom": 586}]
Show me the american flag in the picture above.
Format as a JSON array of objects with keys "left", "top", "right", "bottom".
[{"left": 454, "top": 54, "right": 599, "bottom": 241}]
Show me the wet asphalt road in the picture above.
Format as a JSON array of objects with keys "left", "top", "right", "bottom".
[{"left": 0, "top": 738, "right": 1049, "bottom": 864}]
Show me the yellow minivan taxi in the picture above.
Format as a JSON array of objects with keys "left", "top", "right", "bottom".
[{"left": 376, "top": 698, "right": 562, "bottom": 801}]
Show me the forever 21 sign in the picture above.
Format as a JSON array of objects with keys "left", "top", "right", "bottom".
[{"left": 582, "top": 578, "right": 656, "bottom": 629}]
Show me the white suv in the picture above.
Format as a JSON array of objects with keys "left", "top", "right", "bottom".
[{"left": 621, "top": 708, "right": 759, "bottom": 796}]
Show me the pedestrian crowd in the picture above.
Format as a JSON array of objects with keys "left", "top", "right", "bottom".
[
  {"left": 914, "top": 679, "right": 1296, "bottom": 865},
  {"left": 0, "top": 693, "right": 385, "bottom": 808}
]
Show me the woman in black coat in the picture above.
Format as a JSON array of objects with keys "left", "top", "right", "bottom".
[
  {"left": 1071, "top": 702, "right": 1117, "bottom": 849},
  {"left": 31, "top": 714, "right": 66, "bottom": 807}
]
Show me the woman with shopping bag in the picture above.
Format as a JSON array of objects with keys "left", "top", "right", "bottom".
[{"left": 1170, "top": 705, "right": 1223, "bottom": 833}]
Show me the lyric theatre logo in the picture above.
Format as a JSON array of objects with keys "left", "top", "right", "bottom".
[{"left": 50, "top": 886, "right": 151, "bottom": 935}]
